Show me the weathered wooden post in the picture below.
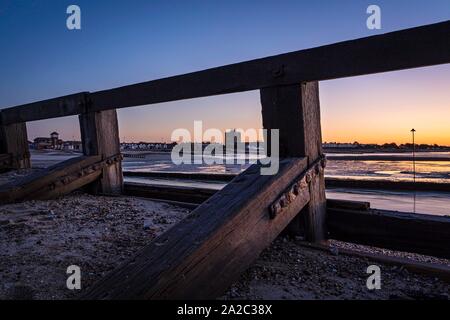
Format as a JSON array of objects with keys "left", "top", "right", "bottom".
[
  {"left": 260, "top": 82, "right": 326, "bottom": 242},
  {"left": 0, "top": 120, "right": 31, "bottom": 170},
  {"left": 79, "top": 109, "right": 123, "bottom": 195}
]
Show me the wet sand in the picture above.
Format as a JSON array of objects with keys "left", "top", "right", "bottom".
[
  {"left": 1, "top": 152, "right": 448, "bottom": 299},
  {"left": 0, "top": 193, "right": 190, "bottom": 299},
  {"left": 225, "top": 237, "right": 449, "bottom": 300},
  {"left": 0, "top": 192, "right": 448, "bottom": 300}
]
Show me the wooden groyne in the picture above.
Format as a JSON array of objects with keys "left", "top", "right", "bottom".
[
  {"left": 122, "top": 171, "right": 450, "bottom": 192},
  {"left": 0, "top": 21, "right": 449, "bottom": 299}
]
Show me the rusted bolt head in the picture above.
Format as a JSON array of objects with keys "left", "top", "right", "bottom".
[
  {"left": 300, "top": 178, "right": 308, "bottom": 189},
  {"left": 315, "top": 164, "right": 320, "bottom": 174},
  {"left": 280, "top": 195, "right": 288, "bottom": 208},
  {"left": 305, "top": 173, "right": 312, "bottom": 183},
  {"left": 293, "top": 183, "right": 300, "bottom": 195},
  {"left": 270, "top": 202, "right": 282, "bottom": 219},
  {"left": 272, "top": 65, "right": 285, "bottom": 78},
  {"left": 287, "top": 190, "right": 297, "bottom": 202}
]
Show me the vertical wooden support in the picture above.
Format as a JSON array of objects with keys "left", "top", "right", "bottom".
[
  {"left": 79, "top": 109, "right": 123, "bottom": 195},
  {"left": 0, "top": 122, "right": 31, "bottom": 169},
  {"left": 260, "top": 82, "right": 326, "bottom": 242}
]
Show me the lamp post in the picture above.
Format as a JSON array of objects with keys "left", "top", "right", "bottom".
[{"left": 411, "top": 128, "right": 416, "bottom": 183}]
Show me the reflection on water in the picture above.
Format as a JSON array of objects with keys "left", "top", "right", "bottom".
[
  {"left": 326, "top": 188, "right": 449, "bottom": 217},
  {"left": 326, "top": 160, "right": 450, "bottom": 183},
  {"left": 30, "top": 150, "right": 450, "bottom": 216},
  {"left": 123, "top": 155, "right": 450, "bottom": 183},
  {"left": 124, "top": 176, "right": 450, "bottom": 216},
  {"left": 326, "top": 151, "right": 450, "bottom": 158},
  {"left": 121, "top": 153, "right": 450, "bottom": 216}
]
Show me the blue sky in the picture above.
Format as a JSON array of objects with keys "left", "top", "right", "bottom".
[{"left": 0, "top": 0, "right": 449, "bottom": 143}]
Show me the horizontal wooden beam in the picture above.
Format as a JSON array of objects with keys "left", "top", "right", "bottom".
[
  {"left": 326, "top": 178, "right": 450, "bottom": 192},
  {"left": 123, "top": 170, "right": 236, "bottom": 182},
  {"left": 124, "top": 182, "right": 216, "bottom": 204},
  {"left": 326, "top": 198, "right": 370, "bottom": 211},
  {"left": 84, "top": 158, "right": 310, "bottom": 299},
  {"left": 327, "top": 207, "right": 450, "bottom": 260},
  {"left": 90, "top": 21, "right": 450, "bottom": 111},
  {"left": 123, "top": 178, "right": 450, "bottom": 204},
  {"left": 0, "top": 92, "right": 88, "bottom": 125},
  {"left": 2, "top": 21, "right": 449, "bottom": 123},
  {"left": 123, "top": 171, "right": 450, "bottom": 192}
]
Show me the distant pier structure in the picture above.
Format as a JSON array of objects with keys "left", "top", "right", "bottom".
[{"left": 0, "top": 22, "right": 449, "bottom": 299}]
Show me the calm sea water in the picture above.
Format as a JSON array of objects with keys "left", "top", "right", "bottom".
[
  {"left": 122, "top": 152, "right": 450, "bottom": 183},
  {"left": 121, "top": 152, "right": 450, "bottom": 216},
  {"left": 30, "top": 150, "right": 450, "bottom": 216}
]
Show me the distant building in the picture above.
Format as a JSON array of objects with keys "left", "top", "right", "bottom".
[
  {"left": 225, "top": 129, "right": 243, "bottom": 153},
  {"left": 120, "top": 142, "right": 176, "bottom": 151},
  {"left": 63, "top": 141, "right": 83, "bottom": 152},
  {"left": 323, "top": 142, "right": 358, "bottom": 149},
  {"left": 33, "top": 132, "right": 63, "bottom": 150}
]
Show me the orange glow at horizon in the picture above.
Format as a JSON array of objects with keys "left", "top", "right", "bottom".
[
  {"left": 26, "top": 65, "right": 450, "bottom": 146},
  {"left": 320, "top": 65, "right": 450, "bottom": 146}
]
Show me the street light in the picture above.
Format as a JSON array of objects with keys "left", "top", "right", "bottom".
[{"left": 411, "top": 128, "right": 416, "bottom": 183}]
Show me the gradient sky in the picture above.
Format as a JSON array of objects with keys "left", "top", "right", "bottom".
[{"left": 0, "top": 0, "right": 449, "bottom": 144}]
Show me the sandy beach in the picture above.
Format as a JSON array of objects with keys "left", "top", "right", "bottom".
[
  {"left": 0, "top": 191, "right": 448, "bottom": 300},
  {"left": 0, "top": 193, "right": 190, "bottom": 299},
  {"left": 0, "top": 152, "right": 448, "bottom": 299}
]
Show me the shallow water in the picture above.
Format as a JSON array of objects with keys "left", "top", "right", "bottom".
[
  {"left": 326, "top": 188, "right": 450, "bottom": 216},
  {"left": 30, "top": 150, "right": 450, "bottom": 215},
  {"left": 124, "top": 176, "right": 450, "bottom": 216},
  {"left": 326, "top": 160, "right": 450, "bottom": 183},
  {"left": 122, "top": 152, "right": 450, "bottom": 183}
]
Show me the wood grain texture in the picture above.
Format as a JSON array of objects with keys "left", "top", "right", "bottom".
[
  {"left": 260, "top": 83, "right": 326, "bottom": 242},
  {"left": 0, "top": 156, "right": 101, "bottom": 204},
  {"left": 0, "top": 122, "right": 31, "bottom": 169},
  {"left": 1, "top": 92, "right": 88, "bottom": 125},
  {"left": 83, "top": 158, "right": 310, "bottom": 300},
  {"left": 89, "top": 21, "right": 450, "bottom": 112},
  {"left": 2, "top": 21, "right": 449, "bottom": 123},
  {"left": 79, "top": 109, "right": 123, "bottom": 195},
  {"left": 124, "top": 182, "right": 216, "bottom": 204},
  {"left": 327, "top": 208, "right": 450, "bottom": 260}
]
